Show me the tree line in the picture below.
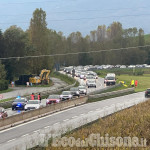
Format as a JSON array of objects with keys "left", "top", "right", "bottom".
[{"left": 0, "top": 8, "right": 150, "bottom": 82}]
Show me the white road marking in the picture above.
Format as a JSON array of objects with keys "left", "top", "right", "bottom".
[
  {"left": 7, "top": 139, "right": 16, "bottom": 143},
  {"left": 72, "top": 116, "right": 78, "bottom": 119},
  {"left": 22, "top": 134, "right": 29, "bottom": 137},
  {"left": 44, "top": 126, "right": 50, "bottom": 129},
  {"left": 53, "top": 122, "right": 60, "bottom": 126},
  {"left": 88, "top": 111, "right": 93, "bottom": 113},
  {"left": 63, "top": 119, "right": 69, "bottom": 122},
  {"left": 80, "top": 114, "right": 84, "bottom": 116},
  {"left": 0, "top": 104, "right": 90, "bottom": 134},
  {"left": 34, "top": 130, "right": 40, "bottom": 133}
]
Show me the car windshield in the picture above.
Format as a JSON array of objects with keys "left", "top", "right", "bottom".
[
  {"left": 78, "top": 86, "right": 86, "bottom": 89},
  {"left": 62, "top": 91, "right": 70, "bottom": 95},
  {"left": 70, "top": 88, "right": 78, "bottom": 91},
  {"left": 88, "top": 80, "right": 95, "bottom": 83},
  {"left": 107, "top": 77, "right": 115, "bottom": 80},
  {"left": 147, "top": 89, "right": 150, "bottom": 92},
  {"left": 27, "top": 101, "right": 39, "bottom": 104},
  {"left": 14, "top": 99, "right": 26, "bottom": 102},
  {"left": 48, "top": 95, "right": 60, "bottom": 99},
  {"left": 0, "top": 108, "right": 4, "bottom": 113},
  {"left": 86, "top": 76, "right": 94, "bottom": 79}
]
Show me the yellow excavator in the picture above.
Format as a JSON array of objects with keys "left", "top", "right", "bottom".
[{"left": 29, "top": 69, "right": 50, "bottom": 84}]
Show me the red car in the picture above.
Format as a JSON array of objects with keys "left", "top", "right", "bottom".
[
  {"left": 0, "top": 107, "right": 8, "bottom": 119},
  {"left": 46, "top": 95, "right": 60, "bottom": 105}
]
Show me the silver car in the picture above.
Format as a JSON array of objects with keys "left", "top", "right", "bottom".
[
  {"left": 60, "top": 91, "right": 73, "bottom": 100},
  {"left": 78, "top": 86, "right": 87, "bottom": 95},
  {"left": 86, "top": 80, "right": 96, "bottom": 88}
]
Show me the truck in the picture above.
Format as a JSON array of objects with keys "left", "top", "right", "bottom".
[
  {"left": 29, "top": 69, "right": 50, "bottom": 85},
  {"left": 104, "top": 73, "right": 116, "bottom": 86}
]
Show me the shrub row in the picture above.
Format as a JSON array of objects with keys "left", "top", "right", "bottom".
[{"left": 0, "top": 80, "right": 9, "bottom": 91}]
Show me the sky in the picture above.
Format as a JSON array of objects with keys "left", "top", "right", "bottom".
[{"left": 0, "top": 0, "right": 150, "bottom": 37}]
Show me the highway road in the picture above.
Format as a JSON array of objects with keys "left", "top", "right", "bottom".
[
  {"left": 0, "top": 78, "right": 67, "bottom": 100},
  {"left": 0, "top": 91, "right": 147, "bottom": 150},
  {"left": 5, "top": 78, "right": 67, "bottom": 117},
  {"left": 6, "top": 76, "right": 105, "bottom": 117}
]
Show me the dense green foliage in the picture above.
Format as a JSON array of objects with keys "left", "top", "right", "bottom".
[
  {"left": 0, "top": 61, "right": 8, "bottom": 91},
  {"left": 0, "top": 8, "right": 150, "bottom": 82},
  {"left": 0, "top": 80, "right": 8, "bottom": 91}
]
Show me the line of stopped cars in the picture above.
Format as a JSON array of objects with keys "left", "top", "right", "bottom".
[
  {"left": 12, "top": 97, "right": 42, "bottom": 111},
  {"left": 47, "top": 85, "right": 87, "bottom": 104},
  {"left": 64, "top": 66, "right": 98, "bottom": 88},
  {"left": 10, "top": 85, "right": 87, "bottom": 113}
]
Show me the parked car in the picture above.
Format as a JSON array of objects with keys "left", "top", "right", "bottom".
[
  {"left": 60, "top": 91, "right": 73, "bottom": 100},
  {"left": 78, "top": 86, "right": 87, "bottom": 95},
  {"left": 46, "top": 95, "right": 60, "bottom": 105},
  {"left": 70, "top": 87, "right": 80, "bottom": 97},
  {"left": 86, "top": 80, "right": 96, "bottom": 88},
  {"left": 145, "top": 89, "right": 150, "bottom": 98},
  {"left": 12, "top": 97, "right": 28, "bottom": 110},
  {"left": 24, "top": 100, "right": 42, "bottom": 111},
  {"left": 0, "top": 107, "right": 8, "bottom": 119}
]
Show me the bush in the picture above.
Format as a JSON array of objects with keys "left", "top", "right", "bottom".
[
  {"left": 0, "top": 80, "right": 9, "bottom": 91},
  {"left": 133, "top": 70, "right": 144, "bottom": 76}
]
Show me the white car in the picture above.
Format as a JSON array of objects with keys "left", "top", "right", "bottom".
[
  {"left": 60, "top": 91, "right": 73, "bottom": 100},
  {"left": 86, "top": 80, "right": 96, "bottom": 88},
  {"left": 78, "top": 86, "right": 87, "bottom": 95},
  {"left": 25, "top": 100, "right": 42, "bottom": 111}
]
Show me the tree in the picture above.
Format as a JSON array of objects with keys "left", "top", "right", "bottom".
[
  {"left": 29, "top": 8, "right": 52, "bottom": 73},
  {"left": 138, "top": 28, "right": 145, "bottom": 46},
  {"left": 0, "top": 61, "right": 6, "bottom": 80},
  {"left": 3, "top": 26, "right": 27, "bottom": 80}
]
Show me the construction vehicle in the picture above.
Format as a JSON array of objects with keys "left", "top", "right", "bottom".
[
  {"left": 15, "top": 75, "right": 32, "bottom": 85},
  {"left": 29, "top": 69, "right": 50, "bottom": 84}
]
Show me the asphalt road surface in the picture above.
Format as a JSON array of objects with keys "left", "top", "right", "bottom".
[
  {"left": 0, "top": 91, "right": 147, "bottom": 150},
  {"left": 6, "top": 76, "right": 105, "bottom": 117},
  {"left": 0, "top": 78, "right": 67, "bottom": 100}
]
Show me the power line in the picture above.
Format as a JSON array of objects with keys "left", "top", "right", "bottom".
[
  {"left": 0, "top": 13, "right": 150, "bottom": 25},
  {"left": 0, "top": 0, "right": 61, "bottom": 5},
  {"left": 0, "top": 6, "right": 149, "bottom": 16},
  {"left": 0, "top": 45, "right": 150, "bottom": 60}
]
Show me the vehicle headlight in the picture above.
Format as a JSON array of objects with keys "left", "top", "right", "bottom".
[
  {"left": 60, "top": 95, "right": 63, "bottom": 98},
  {"left": 76, "top": 91, "right": 79, "bottom": 94},
  {"left": 69, "top": 95, "right": 72, "bottom": 98}
]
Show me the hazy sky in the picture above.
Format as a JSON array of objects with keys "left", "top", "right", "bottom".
[{"left": 0, "top": 0, "right": 150, "bottom": 36}]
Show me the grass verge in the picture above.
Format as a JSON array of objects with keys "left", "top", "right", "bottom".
[
  {"left": 0, "top": 88, "right": 13, "bottom": 94},
  {"left": 51, "top": 71, "right": 79, "bottom": 87},
  {"left": 42, "top": 99, "right": 150, "bottom": 150}
]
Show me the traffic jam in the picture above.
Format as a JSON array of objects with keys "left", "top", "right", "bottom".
[{"left": 1, "top": 66, "right": 101, "bottom": 118}]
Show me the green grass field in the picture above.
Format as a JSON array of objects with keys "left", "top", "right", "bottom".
[{"left": 117, "top": 74, "right": 150, "bottom": 92}]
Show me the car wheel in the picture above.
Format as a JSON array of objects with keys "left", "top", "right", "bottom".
[
  {"left": 12, "top": 108, "right": 14, "bottom": 111},
  {"left": 95, "top": 86, "right": 96, "bottom": 88}
]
